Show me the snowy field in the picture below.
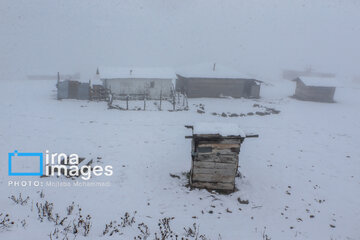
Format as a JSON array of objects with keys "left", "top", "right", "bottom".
[{"left": 0, "top": 79, "right": 359, "bottom": 239}]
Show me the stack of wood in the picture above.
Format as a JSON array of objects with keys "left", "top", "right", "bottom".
[
  {"left": 90, "top": 85, "right": 110, "bottom": 101},
  {"left": 186, "top": 123, "right": 257, "bottom": 192}
]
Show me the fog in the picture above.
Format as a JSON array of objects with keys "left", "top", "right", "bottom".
[{"left": 1, "top": 0, "right": 359, "bottom": 81}]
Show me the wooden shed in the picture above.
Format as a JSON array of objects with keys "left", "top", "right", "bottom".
[
  {"left": 176, "top": 75, "right": 261, "bottom": 98},
  {"left": 176, "top": 64, "right": 261, "bottom": 99},
  {"left": 293, "top": 77, "right": 337, "bottom": 103},
  {"left": 186, "top": 123, "right": 258, "bottom": 192}
]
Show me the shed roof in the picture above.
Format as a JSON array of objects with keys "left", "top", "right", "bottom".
[
  {"left": 298, "top": 77, "right": 341, "bottom": 87},
  {"left": 193, "top": 122, "right": 245, "bottom": 137},
  {"left": 98, "top": 67, "right": 176, "bottom": 80}
]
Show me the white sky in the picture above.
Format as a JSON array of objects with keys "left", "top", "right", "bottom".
[{"left": 0, "top": 0, "right": 359, "bottom": 80}]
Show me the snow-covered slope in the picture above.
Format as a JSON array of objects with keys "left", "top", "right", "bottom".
[{"left": 0, "top": 79, "right": 359, "bottom": 239}]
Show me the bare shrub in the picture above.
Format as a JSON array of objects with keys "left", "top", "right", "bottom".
[
  {"left": 184, "top": 223, "right": 209, "bottom": 240},
  {"left": 0, "top": 213, "right": 14, "bottom": 231},
  {"left": 103, "top": 211, "right": 136, "bottom": 236},
  {"left": 135, "top": 222, "right": 150, "bottom": 239},
  {"left": 154, "top": 217, "right": 176, "bottom": 240},
  {"left": 66, "top": 202, "right": 75, "bottom": 215},
  {"left": 9, "top": 193, "right": 29, "bottom": 205},
  {"left": 36, "top": 201, "right": 54, "bottom": 222}
]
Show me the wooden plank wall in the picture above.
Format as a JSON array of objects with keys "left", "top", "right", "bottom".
[{"left": 190, "top": 137, "right": 241, "bottom": 191}]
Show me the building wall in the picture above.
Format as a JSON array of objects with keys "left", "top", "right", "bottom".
[
  {"left": 176, "top": 75, "right": 260, "bottom": 98},
  {"left": 57, "top": 81, "right": 69, "bottom": 99},
  {"left": 57, "top": 81, "right": 89, "bottom": 100},
  {"left": 103, "top": 78, "right": 174, "bottom": 99},
  {"left": 294, "top": 81, "right": 336, "bottom": 103},
  {"left": 77, "top": 83, "right": 90, "bottom": 100}
]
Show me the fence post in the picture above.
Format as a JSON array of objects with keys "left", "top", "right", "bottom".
[
  {"left": 143, "top": 93, "right": 146, "bottom": 111},
  {"left": 172, "top": 93, "right": 175, "bottom": 111},
  {"left": 159, "top": 90, "right": 162, "bottom": 111},
  {"left": 56, "top": 72, "right": 60, "bottom": 100},
  {"left": 126, "top": 95, "right": 129, "bottom": 110}
]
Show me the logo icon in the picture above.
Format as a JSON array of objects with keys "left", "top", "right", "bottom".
[{"left": 8, "top": 150, "right": 43, "bottom": 176}]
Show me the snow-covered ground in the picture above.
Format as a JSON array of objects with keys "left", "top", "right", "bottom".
[{"left": 0, "top": 79, "right": 359, "bottom": 239}]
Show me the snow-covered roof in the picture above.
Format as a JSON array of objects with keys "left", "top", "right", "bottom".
[
  {"left": 176, "top": 63, "right": 256, "bottom": 79},
  {"left": 98, "top": 67, "right": 176, "bottom": 80},
  {"left": 298, "top": 77, "right": 341, "bottom": 87},
  {"left": 193, "top": 122, "right": 245, "bottom": 137}
]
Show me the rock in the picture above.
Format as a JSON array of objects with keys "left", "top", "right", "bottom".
[
  {"left": 237, "top": 197, "right": 249, "bottom": 204},
  {"left": 169, "top": 173, "right": 180, "bottom": 179},
  {"left": 255, "top": 111, "right": 266, "bottom": 116}
]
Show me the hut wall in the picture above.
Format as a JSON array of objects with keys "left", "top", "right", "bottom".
[
  {"left": 67, "top": 81, "right": 79, "bottom": 99},
  {"left": 250, "top": 84, "right": 260, "bottom": 98},
  {"left": 190, "top": 136, "right": 241, "bottom": 191},
  {"left": 103, "top": 78, "right": 173, "bottom": 100},
  {"left": 57, "top": 81, "right": 90, "bottom": 100},
  {"left": 77, "top": 83, "right": 90, "bottom": 100},
  {"left": 176, "top": 75, "right": 260, "bottom": 98},
  {"left": 57, "top": 81, "right": 69, "bottom": 99},
  {"left": 294, "top": 81, "right": 335, "bottom": 102}
]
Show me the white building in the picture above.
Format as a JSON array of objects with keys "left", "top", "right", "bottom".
[{"left": 97, "top": 67, "right": 175, "bottom": 100}]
